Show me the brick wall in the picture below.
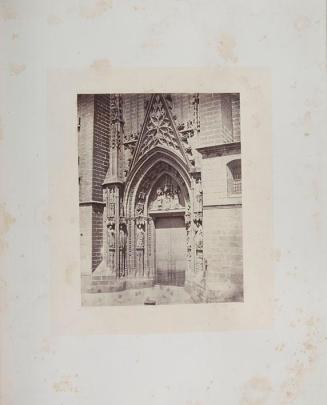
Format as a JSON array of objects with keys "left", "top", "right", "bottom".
[
  {"left": 231, "top": 93, "right": 241, "bottom": 142},
  {"left": 92, "top": 204, "right": 104, "bottom": 271},
  {"left": 88, "top": 95, "right": 111, "bottom": 270},
  {"left": 198, "top": 93, "right": 240, "bottom": 147},
  {"left": 171, "top": 93, "right": 195, "bottom": 124},
  {"left": 78, "top": 94, "right": 94, "bottom": 202},
  {"left": 78, "top": 95, "right": 94, "bottom": 277},
  {"left": 198, "top": 94, "right": 222, "bottom": 146},
  {"left": 93, "top": 94, "right": 110, "bottom": 201},
  {"left": 80, "top": 205, "right": 92, "bottom": 276},
  {"left": 122, "top": 93, "right": 147, "bottom": 137},
  {"left": 221, "top": 94, "right": 233, "bottom": 142},
  {"left": 78, "top": 94, "right": 110, "bottom": 273}
]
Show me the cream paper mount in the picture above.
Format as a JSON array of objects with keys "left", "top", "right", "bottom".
[{"left": 48, "top": 67, "right": 273, "bottom": 335}]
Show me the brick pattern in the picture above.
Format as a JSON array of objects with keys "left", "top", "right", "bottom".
[
  {"left": 198, "top": 93, "right": 222, "bottom": 146},
  {"left": 93, "top": 95, "right": 111, "bottom": 202},
  {"left": 92, "top": 204, "right": 105, "bottom": 271},
  {"left": 231, "top": 93, "right": 241, "bottom": 142},
  {"left": 221, "top": 94, "right": 233, "bottom": 142},
  {"left": 198, "top": 93, "right": 240, "bottom": 146},
  {"left": 80, "top": 205, "right": 93, "bottom": 276},
  {"left": 122, "top": 93, "right": 147, "bottom": 137},
  {"left": 171, "top": 93, "right": 195, "bottom": 125},
  {"left": 78, "top": 94, "right": 94, "bottom": 202}
]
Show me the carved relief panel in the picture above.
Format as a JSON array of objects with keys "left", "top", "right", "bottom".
[{"left": 149, "top": 174, "right": 185, "bottom": 212}]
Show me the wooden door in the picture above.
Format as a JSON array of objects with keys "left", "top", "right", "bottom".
[{"left": 155, "top": 216, "right": 186, "bottom": 286}]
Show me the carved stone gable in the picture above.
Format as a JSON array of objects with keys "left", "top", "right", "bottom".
[{"left": 129, "top": 94, "right": 191, "bottom": 171}]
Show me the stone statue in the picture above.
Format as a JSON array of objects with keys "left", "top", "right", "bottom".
[
  {"left": 108, "top": 188, "right": 115, "bottom": 217},
  {"left": 108, "top": 224, "right": 115, "bottom": 249},
  {"left": 172, "top": 187, "right": 181, "bottom": 209},
  {"left": 119, "top": 224, "right": 127, "bottom": 277},
  {"left": 119, "top": 225, "right": 126, "bottom": 249},
  {"left": 151, "top": 179, "right": 183, "bottom": 211},
  {"left": 194, "top": 178, "right": 203, "bottom": 212},
  {"left": 153, "top": 187, "right": 163, "bottom": 210},
  {"left": 135, "top": 202, "right": 144, "bottom": 216},
  {"left": 195, "top": 222, "right": 203, "bottom": 250},
  {"left": 136, "top": 224, "right": 145, "bottom": 249}
]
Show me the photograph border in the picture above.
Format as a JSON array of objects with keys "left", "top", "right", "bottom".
[{"left": 48, "top": 67, "right": 273, "bottom": 335}]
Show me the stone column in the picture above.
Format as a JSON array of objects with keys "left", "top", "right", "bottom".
[{"left": 102, "top": 94, "right": 125, "bottom": 277}]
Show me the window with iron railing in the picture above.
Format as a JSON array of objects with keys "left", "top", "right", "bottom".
[{"left": 227, "top": 159, "right": 242, "bottom": 196}]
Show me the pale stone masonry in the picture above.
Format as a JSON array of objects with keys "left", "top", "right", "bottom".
[{"left": 78, "top": 93, "right": 242, "bottom": 303}]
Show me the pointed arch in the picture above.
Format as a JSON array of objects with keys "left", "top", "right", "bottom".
[
  {"left": 129, "top": 94, "right": 192, "bottom": 172},
  {"left": 123, "top": 147, "right": 193, "bottom": 279},
  {"left": 124, "top": 146, "right": 192, "bottom": 213}
]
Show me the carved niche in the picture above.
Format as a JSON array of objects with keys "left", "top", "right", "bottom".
[
  {"left": 106, "top": 187, "right": 116, "bottom": 218},
  {"left": 106, "top": 219, "right": 116, "bottom": 273}
]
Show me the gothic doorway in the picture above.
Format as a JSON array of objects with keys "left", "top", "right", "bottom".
[{"left": 155, "top": 216, "right": 186, "bottom": 286}]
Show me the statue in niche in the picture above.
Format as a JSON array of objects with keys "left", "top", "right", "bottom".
[
  {"left": 107, "top": 224, "right": 115, "bottom": 249},
  {"left": 107, "top": 188, "right": 116, "bottom": 217},
  {"left": 194, "top": 178, "right": 203, "bottom": 212},
  {"left": 184, "top": 203, "right": 191, "bottom": 225},
  {"left": 136, "top": 224, "right": 145, "bottom": 249},
  {"left": 186, "top": 229, "right": 192, "bottom": 251},
  {"left": 119, "top": 202, "right": 124, "bottom": 217},
  {"left": 135, "top": 202, "right": 144, "bottom": 216},
  {"left": 119, "top": 225, "right": 127, "bottom": 249},
  {"left": 154, "top": 187, "right": 164, "bottom": 209},
  {"left": 172, "top": 187, "right": 181, "bottom": 209},
  {"left": 138, "top": 190, "right": 146, "bottom": 201},
  {"left": 162, "top": 184, "right": 171, "bottom": 209},
  {"left": 195, "top": 222, "right": 203, "bottom": 250},
  {"left": 119, "top": 224, "right": 127, "bottom": 277},
  {"left": 136, "top": 224, "right": 145, "bottom": 276}
]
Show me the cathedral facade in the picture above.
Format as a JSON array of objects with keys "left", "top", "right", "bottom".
[{"left": 78, "top": 93, "right": 243, "bottom": 304}]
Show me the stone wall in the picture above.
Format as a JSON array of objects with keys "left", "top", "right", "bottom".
[
  {"left": 203, "top": 206, "right": 243, "bottom": 301},
  {"left": 201, "top": 153, "right": 242, "bottom": 206},
  {"left": 200, "top": 150, "right": 242, "bottom": 301}
]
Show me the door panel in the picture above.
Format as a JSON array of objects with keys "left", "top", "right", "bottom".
[{"left": 155, "top": 216, "right": 186, "bottom": 286}]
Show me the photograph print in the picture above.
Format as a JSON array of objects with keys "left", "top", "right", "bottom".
[{"left": 78, "top": 93, "right": 243, "bottom": 306}]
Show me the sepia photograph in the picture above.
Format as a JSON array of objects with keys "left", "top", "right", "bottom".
[
  {"left": 78, "top": 93, "right": 243, "bottom": 306},
  {"left": 3, "top": 1, "right": 326, "bottom": 403}
]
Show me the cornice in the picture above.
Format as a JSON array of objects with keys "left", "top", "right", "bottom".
[{"left": 196, "top": 142, "right": 241, "bottom": 158}]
